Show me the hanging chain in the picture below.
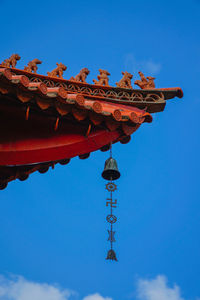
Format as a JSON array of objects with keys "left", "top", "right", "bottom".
[
  {"left": 106, "top": 180, "right": 117, "bottom": 245},
  {"left": 105, "top": 143, "right": 118, "bottom": 261},
  {"left": 102, "top": 142, "right": 119, "bottom": 261},
  {"left": 110, "top": 142, "right": 112, "bottom": 158}
]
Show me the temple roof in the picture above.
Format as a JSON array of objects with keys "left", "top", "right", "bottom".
[{"left": 0, "top": 58, "right": 183, "bottom": 189}]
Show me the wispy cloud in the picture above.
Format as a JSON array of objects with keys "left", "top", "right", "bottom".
[
  {"left": 136, "top": 275, "right": 184, "bottom": 300},
  {"left": 124, "top": 54, "right": 161, "bottom": 75}
]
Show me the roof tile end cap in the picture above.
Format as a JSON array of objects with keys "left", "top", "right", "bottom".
[
  {"left": 159, "top": 87, "right": 183, "bottom": 98},
  {"left": 176, "top": 87, "right": 184, "bottom": 98}
]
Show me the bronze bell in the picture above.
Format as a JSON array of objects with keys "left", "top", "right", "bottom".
[
  {"left": 102, "top": 157, "right": 120, "bottom": 181},
  {"left": 106, "top": 249, "right": 118, "bottom": 261}
]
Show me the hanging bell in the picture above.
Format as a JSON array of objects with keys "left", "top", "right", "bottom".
[
  {"left": 106, "top": 249, "right": 118, "bottom": 261},
  {"left": 102, "top": 157, "right": 120, "bottom": 181}
]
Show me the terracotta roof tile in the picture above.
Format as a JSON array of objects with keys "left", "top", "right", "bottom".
[
  {"left": 0, "top": 67, "right": 152, "bottom": 130},
  {"left": 28, "top": 82, "right": 47, "bottom": 94},
  {"left": 11, "top": 74, "right": 29, "bottom": 87},
  {"left": 0, "top": 67, "right": 12, "bottom": 80},
  {"left": 47, "top": 87, "right": 68, "bottom": 99}
]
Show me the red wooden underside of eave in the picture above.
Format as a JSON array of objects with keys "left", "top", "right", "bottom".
[{"left": 0, "top": 107, "right": 121, "bottom": 166}]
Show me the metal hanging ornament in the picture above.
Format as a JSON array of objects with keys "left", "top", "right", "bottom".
[{"left": 102, "top": 145, "right": 120, "bottom": 261}]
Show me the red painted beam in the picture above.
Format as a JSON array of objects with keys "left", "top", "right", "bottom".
[
  {"left": 0, "top": 105, "right": 120, "bottom": 165},
  {"left": 0, "top": 127, "right": 120, "bottom": 165}
]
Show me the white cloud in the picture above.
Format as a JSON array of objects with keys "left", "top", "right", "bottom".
[
  {"left": 136, "top": 275, "right": 184, "bottom": 300},
  {"left": 142, "top": 60, "right": 161, "bottom": 74},
  {"left": 83, "top": 293, "right": 112, "bottom": 300},
  {"left": 124, "top": 53, "right": 161, "bottom": 75},
  {"left": 0, "top": 274, "right": 192, "bottom": 300},
  {"left": 0, "top": 275, "right": 111, "bottom": 300},
  {"left": 0, "top": 275, "right": 74, "bottom": 300}
]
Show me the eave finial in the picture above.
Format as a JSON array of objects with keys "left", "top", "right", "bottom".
[
  {"left": 134, "top": 71, "right": 156, "bottom": 89},
  {"left": 93, "top": 69, "right": 110, "bottom": 86},
  {"left": 1, "top": 54, "right": 21, "bottom": 68},
  {"left": 70, "top": 68, "right": 90, "bottom": 83},
  {"left": 47, "top": 63, "right": 67, "bottom": 79},
  {"left": 116, "top": 71, "right": 133, "bottom": 89},
  {"left": 24, "top": 59, "right": 42, "bottom": 74}
]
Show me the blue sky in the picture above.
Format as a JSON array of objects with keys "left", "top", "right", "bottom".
[{"left": 0, "top": 0, "right": 200, "bottom": 299}]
